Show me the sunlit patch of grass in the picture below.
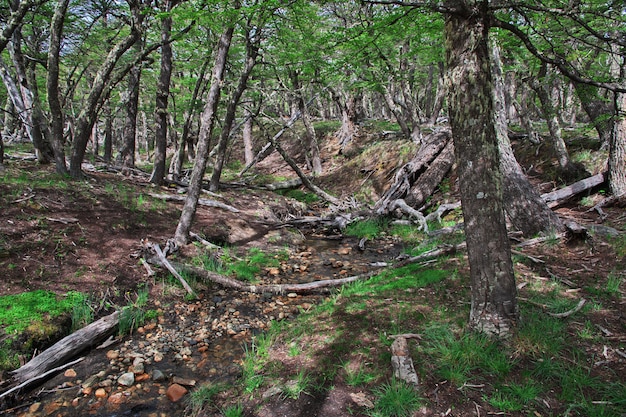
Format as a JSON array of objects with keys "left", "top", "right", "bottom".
[
  {"left": 389, "top": 223, "right": 424, "bottom": 245},
  {"left": 281, "top": 370, "right": 311, "bottom": 399},
  {"left": 515, "top": 308, "right": 567, "bottom": 357},
  {"left": 0, "top": 290, "right": 86, "bottom": 334}
]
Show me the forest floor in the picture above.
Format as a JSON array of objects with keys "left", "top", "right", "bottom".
[{"left": 0, "top": 124, "right": 625, "bottom": 417}]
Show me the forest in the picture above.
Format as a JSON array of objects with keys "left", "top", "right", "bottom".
[{"left": 0, "top": 0, "right": 625, "bottom": 416}]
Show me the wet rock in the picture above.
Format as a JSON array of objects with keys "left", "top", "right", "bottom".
[
  {"left": 117, "top": 372, "right": 135, "bottom": 387},
  {"left": 64, "top": 368, "right": 77, "bottom": 378},
  {"left": 152, "top": 369, "right": 167, "bottom": 382},
  {"left": 166, "top": 383, "right": 187, "bottom": 402},
  {"left": 95, "top": 388, "right": 107, "bottom": 398}
]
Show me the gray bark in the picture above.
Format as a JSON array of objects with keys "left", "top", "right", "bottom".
[
  {"left": 174, "top": 25, "right": 235, "bottom": 246},
  {"left": 445, "top": 1, "right": 517, "bottom": 337}
]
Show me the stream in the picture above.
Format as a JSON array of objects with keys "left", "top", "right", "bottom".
[{"left": 10, "top": 235, "right": 404, "bottom": 417}]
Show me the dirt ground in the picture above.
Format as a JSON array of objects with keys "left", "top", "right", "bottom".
[{"left": 0, "top": 130, "right": 625, "bottom": 416}]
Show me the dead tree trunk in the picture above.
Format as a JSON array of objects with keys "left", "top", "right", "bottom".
[
  {"left": 375, "top": 129, "right": 453, "bottom": 215},
  {"left": 8, "top": 311, "right": 120, "bottom": 386}
]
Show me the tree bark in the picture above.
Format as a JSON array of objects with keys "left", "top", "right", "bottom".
[
  {"left": 171, "top": 60, "right": 210, "bottom": 180},
  {"left": 444, "top": 1, "right": 517, "bottom": 337},
  {"left": 491, "top": 41, "right": 564, "bottom": 236},
  {"left": 69, "top": 6, "right": 143, "bottom": 178},
  {"left": 150, "top": 0, "right": 174, "bottom": 185},
  {"left": 46, "top": 0, "right": 70, "bottom": 175},
  {"left": 9, "top": 311, "right": 120, "bottom": 385},
  {"left": 608, "top": 91, "right": 625, "bottom": 197},
  {"left": 174, "top": 24, "right": 235, "bottom": 246},
  {"left": 209, "top": 28, "right": 259, "bottom": 191},
  {"left": 374, "top": 129, "right": 453, "bottom": 214},
  {"left": 117, "top": 38, "right": 143, "bottom": 172},
  {"left": 242, "top": 107, "right": 255, "bottom": 165}
]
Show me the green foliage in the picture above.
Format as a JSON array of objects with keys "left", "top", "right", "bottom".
[
  {"left": 370, "top": 378, "right": 422, "bottom": 417},
  {"left": 281, "top": 370, "right": 311, "bottom": 399},
  {"left": 0, "top": 290, "right": 86, "bottom": 334}
]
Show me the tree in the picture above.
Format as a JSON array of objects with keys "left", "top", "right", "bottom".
[
  {"left": 150, "top": 0, "right": 177, "bottom": 185},
  {"left": 175, "top": 15, "right": 236, "bottom": 245},
  {"left": 46, "top": 0, "right": 71, "bottom": 175},
  {"left": 444, "top": 0, "right": 518, "bottom": 336}
]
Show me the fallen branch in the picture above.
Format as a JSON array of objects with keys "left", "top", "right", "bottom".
[
  {"left": 390, "top": 334, "right": 420, "bottom": 387},
  {"left": 1, "top": 357, "right": 84, "bottom": 400},
  {"left": 541, "top": 172, "right": 606, "bottom": 208},
  {"left": 9, "top": 311, "right": 119, "bottom": 386},
  {"left": 548, "top": 298, "right": 586, "bottom": 318},
  {"left": 147, "top": 192, "right": 239, "bottom": 213},
  {"left": 152, "top": 244, "right": 195, "bottom": 296}
]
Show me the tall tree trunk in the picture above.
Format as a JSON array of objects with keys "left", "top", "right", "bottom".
[
  {"left": 574, "top": 82, "right": 614, "bottom": 148},
  {"left": 103, "top": 100, "right": 113, "bottom": 163},
  {"left": 428, "top": 62, "right": 446, "bottom": 126},
  {"left": 332, "top": 89, "right": 362, "bottom": 153},
  {"left": 290, "top": 69, "right": 322, "bottom": 175},
  {"left": 171, "top": 60, "right": 210, "bottom": 180},
  {"left": 150, "top": 0, "right": 174, "bottom": 185},
  {"left": 242, "top": 107, "right": 254, "bottom": 165},
  {"left": 609, "top": 91, "right": 626, "bottom": 197},
  {"left": 117, "top": 39, "right": 143, "bottom": 171},
  {"left": 174, "top": 24, "right": 235, "bottom": 246},
  {"left": 209, "top": 28, "right": 258, "bottom": 191},
  {"left": 444, "top": 1, "right": 517, "bottom": 337},
  {"left": 491, "top": 41, "right": 564, "bottom": 236},
  {"left": 46, "top": 0, "right": 70, "bottom": 175},
  {"left": 530, "top": 64, "right": 585, "bottom": 180},
  {"left": 69, "top": 6, "right": 142, "bottom": 178}
]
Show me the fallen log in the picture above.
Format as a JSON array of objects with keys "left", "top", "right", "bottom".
[
  {"left": 375, "top": 129, "right": 452, "bottom": 215},
  {"left": 8, "top": 311, "right": 120, "bottom": 386},
  {"left": 390, "top": 334, "right": 421, "bottom": 387},
  {"left": 541, "top": 172, "right": 606, "bottom": 208},
  {"left": 147, "top": 192, "right": 240, "bottom": 213}
]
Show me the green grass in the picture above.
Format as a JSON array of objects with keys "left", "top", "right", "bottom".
[
  {"left": 277, "top": 189, "right": 320, "bottom": 204},
  {"left": 0, "top": 290, "right": 86, "bottom": 334},
  {"left": 370, "top": 378, "right": 422, "bottom": 417},
  {"left": 345, "top": 218, "right": 389, "bottom": 240},
  {"left": 197, "top": 247, "right": 286, "bottom": 283},
  {"left": 186, "top": 383, "right": 224, "bottom": 416},
  {"left": 487, "top": 381, "right": 541, "bottom": 412},
  {"left": 118, "top": 286, "right": 149, "bottom": 335}
]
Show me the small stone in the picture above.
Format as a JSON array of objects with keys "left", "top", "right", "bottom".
[
  {"left": 287, "top": 293, "right": 297, "bottom": 298},
  {"left": 106, "top": 350, "right": 119, "bottom": 360},
  {"left": 153, "top": 352, "right": 164, "bottom": 362},
  {"left": 82, "top": 386, "right": 93, "bottom": 396},
  {"left": 135, "top": 373, "right": 150, "bottom": 382},
  {"left": 71, "top": 397, "right": 80, "bottom": 407},
  {"left": 152, "top": 369, "right": 167, "bottom": 382},
  {"left": 131, "top": 362, "right": 145, "bottom": 374},
  {"left": 117, "top": 372, "right": 135, "bottom": 387},
  {"left": 64, "top": 368, "right": 77, "bottom": 378},
  {"left": 29, "top": 402, "right": 41, "bottom": 413},
  {"left": 337, "top": 246, "right": 352, "bottom": 255},
  {"left": 172, "top": 376, "right": 196, "bottom": 387},
  {"left": 107, "top": 392, "right": 124, "bottom": 405},
  {"left": 166, "top": 384, "right": 187, "bottom": 402},
  {"left": 95, "top": 388, "right": 107, "bottom": 398}
]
